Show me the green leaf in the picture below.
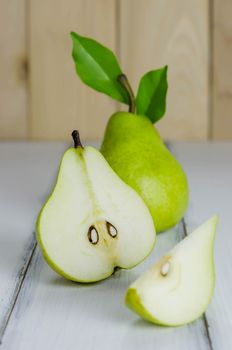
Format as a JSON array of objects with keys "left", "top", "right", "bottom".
[
  {"left": 71, "top": 32, "right": 129, "bottom": 104},
  {"left": 136, "top": 66, "right": 168, "bottom": 123}
]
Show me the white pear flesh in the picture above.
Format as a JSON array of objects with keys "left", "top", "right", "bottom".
[
  {"left": 125, "top": 215, "right": 218, "bottom": 326},
  {"left": 36, "top": 146, "right": 156, "bottom": 283}
]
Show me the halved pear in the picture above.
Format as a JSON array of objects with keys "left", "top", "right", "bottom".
[
  {"left": 36, "top": 131, "right": 156, "bottom": 283},
  {"left": 125, "top": 215, "right": 218, "bottom": 326}
]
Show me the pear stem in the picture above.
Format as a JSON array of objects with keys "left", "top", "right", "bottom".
[
  {"left": 72, "top": 130, "right": 83, "bottom": 148},
  {"left": 117, "top": 74, "right": 136, "bottom": 113}
]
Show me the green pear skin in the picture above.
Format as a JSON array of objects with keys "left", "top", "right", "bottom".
[{"left": 101, "top": 112, "right": 189, "bottom": 232}]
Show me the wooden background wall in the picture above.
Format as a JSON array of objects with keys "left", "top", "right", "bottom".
[{"left": 0, "top": 0, "right": 231, "bottom": 141}]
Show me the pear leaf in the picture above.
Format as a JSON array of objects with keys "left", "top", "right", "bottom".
[
  {"left": 71, "top": 32, "right": 129, "bottom": 104},
  {"left": 136, "top": 66, "right": 168, "bottom": 123}
]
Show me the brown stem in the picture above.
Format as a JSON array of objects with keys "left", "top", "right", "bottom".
[
  {"left": 117, "top": 74, "right": 136, "bottom": 113},
  {"left": 71, "top": 130, "right": 83, "bottom": 148}
]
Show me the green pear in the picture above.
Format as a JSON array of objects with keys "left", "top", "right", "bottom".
[
  {"left": 125, "top": 215, "right": 218, "bottom": 326},
  {"left": 36, "top": 131, "right": 156, "bottom": 283},
  {"left": 101, "top": 112, "right": 189, "bottom": 232},
  {"left": 70, "top": 33, "right": 188, "bottom": 232}
]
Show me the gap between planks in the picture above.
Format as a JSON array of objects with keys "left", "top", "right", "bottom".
[
  {"left": 0, "top": 235, "right": 37, "bottom": 344},
  {"left": 182, "top": 217, "right": 213, "bottom": 350},
  {"left": 0, "top": 221, "right": 214, "bottom": 350},
  {"left": 169, "top": 141, "right": 214, "bottom": 350},
  {"left": 0, "top": 143, "right": 214, "bottom": 349}
]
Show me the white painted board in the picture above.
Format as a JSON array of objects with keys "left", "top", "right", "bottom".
[
  {"left": 2, "top": 228, "right": 210, "bottom": 350},
  {"left": 0, "top": 143, "right": 212, "bottom": 350},
  {"left": 172, "top": 142, "right": 232, "bottom": 350},
  {"left": 0, "top": 142, "right": 67, "bottom": 335}
]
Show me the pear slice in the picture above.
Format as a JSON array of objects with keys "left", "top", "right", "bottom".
[
  {"left": 36, "top": 131, "right": 156, "bottom": 283},
  {"left": 125, "top": 215, "right": 218, "bottom": 326}
]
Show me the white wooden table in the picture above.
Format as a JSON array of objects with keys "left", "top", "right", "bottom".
[{"left": 0, "top": 141, "right": 231, "bottom": 350}]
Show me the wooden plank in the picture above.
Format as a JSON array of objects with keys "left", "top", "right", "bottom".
[
  {"left": 171, "top": 142, "right": 232, "bottom": 349},
  {"left": 0, "top": 142, "right": 67, "bottom": 339},
  {"left": 29, "top": 0, "right": 117, "bottom": 141},
  {"left": 0, "top": 0, "right": 27, "bottom": 139},
  {"left": 0, "top": 235, "right": 36, "bottom": 340},
  {"left": 1, "top": 200, "right": 210, "bottom": 347},
  {"left": 212, "top": 1, "right": 232, "bottom": 139},
  {"left": 119, "top": 0, "right": 209, "bottom": 140}
]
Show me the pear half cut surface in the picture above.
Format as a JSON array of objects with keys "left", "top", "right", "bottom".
[
  {"left": 125, "top": 215, "right": 218, "bottom": 326},
  {"left": 36, "top": 132, "right": 156, "bottom": 283}
]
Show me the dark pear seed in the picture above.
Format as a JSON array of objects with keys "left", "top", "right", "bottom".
[
  {"left": 106, "top": 222, "right": 118, "bottom": 238},
  {"left": 87, "top": 226, "right": 99, "bottom": 245}
]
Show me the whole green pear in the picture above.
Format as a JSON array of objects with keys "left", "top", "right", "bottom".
[
  {"left": 70, "top": 32, "right": 189, "bottom": 232},
  {"left": 101, "top": 112, "right": 189, "bottom": 232}
]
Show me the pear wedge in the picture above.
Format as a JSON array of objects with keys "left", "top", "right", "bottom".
[
  {"left": 125, "top": 215, "right": 218, "bottom": 326},
  {"left": 36, "top": 131, "right": 156, "bottom": 283}
]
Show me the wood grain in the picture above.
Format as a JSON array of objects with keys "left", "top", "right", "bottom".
[
  {"left": 172, "top": 142, "right": 232, "bottom": 349},
  {"left": 0, "top": 145, "right": 210, "bottom": 350},
  {"left": 0, "top": 0, "right": 27, "bottom": 139},
  {"left": 119, "top": 0, "right": 209, "bottom": 140},
  {"left": 1, "top": 0, "right": 232, "bottom": 141},
  {"left": 29, "top": 0, "right": 117, "bottom": 141},
  {"left": 212, "top": 0, "right": 232, "bottom": 139}
]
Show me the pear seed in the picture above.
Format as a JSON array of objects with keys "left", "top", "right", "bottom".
[
  {"left": 106, "top": 222, "right": 117, "bottom": 238},
  {"left": 161, "top": 261, "right": 170, "bottom": 276},
  {"left": 88, "top": 226, "right": 99, "bottom": 245}
]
